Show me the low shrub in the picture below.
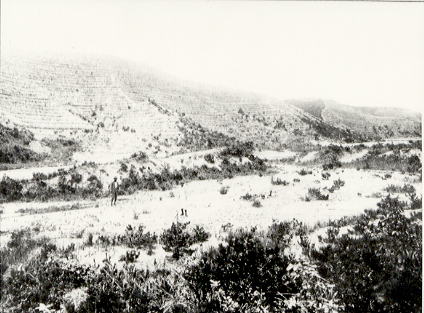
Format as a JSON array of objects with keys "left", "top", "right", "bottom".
[
  {"left": 240, "top": 192, "right": 254, "bottom": 201},
  {"left": 305, "top": 188, "right": 329, "bottom": 201},
  {"left": 384, "top": 183, "right": 416, "bottom": 194},
  {"left": 298, "top": 169, "right": 312, "bottom": 176},
  {"left": 120, "top": 162, "right": 128, "bottom": 172},
  {"left": 119, "top": 250, "right": 140, "bottom": 264},
  {"left": 329, "top": 178, "right": 345, "bottom": 193},
  {"left": 204, "top": 154, "right": 215, "bottom": 164},
  {"left": 130, "top": 151, "right": 148, "bottom": 162},
  {"left": 160, "top": 222, "right": 210, "bottom": 259},
  {"left": 96, "top": 225, "right": 158, "bottom": 252},
  {"left": 33, "top": 172, "right": 48, "bottom": 181},
  {"left": 321, "top": 172, "right": 331, "bottom": 180},
  {"left": 219, "top": 186, "right": 229, "bottom": 195},
  {"left": 252, "top": 199, "right": 262, "bottom": 207},
  {"left": 71, "top": 172, "right": 83, "bottom": 184},
  {"left": 271, "top": 176, "right": 289, "bottom": 185},
  {"left": 119, "top": 225, "right": 157, "bottom": 250}
]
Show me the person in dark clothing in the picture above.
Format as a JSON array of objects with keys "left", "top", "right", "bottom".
[{"left": 110, "top": 177, "right": 119, "bottom": 206}]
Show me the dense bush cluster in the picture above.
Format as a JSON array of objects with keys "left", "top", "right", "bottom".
[
  {"left": 1, "top": 149, "right": 266, "bottom": 203},
  {"left": 311, "top": 196, "right": 422, "bottom": 313},
  {"left": 348, "top": 143, "right": 422, "bottom": 173},
  {"left": 0, "top": 169, "right": 104, "bottom": 203},
  {"left": 0, "top": 229, "right": 48, "bottom": 288},
  {"left": 0, "top": 176, "right": 24, "bottom": 201},
  {"left": 0, "top": 144, "right": 42, "bottom": 164},
  {"left": 184, "top": 227, "right": 300, "bottom": 312},
  {"left": 0, "top": 124, "right": 42, "bottom": 165},
  {"left": 120, "top": 156, "right": 266, "bottom": 195},
  {"left": 220, "top": 141, "right": 254, "bottom": 158}
]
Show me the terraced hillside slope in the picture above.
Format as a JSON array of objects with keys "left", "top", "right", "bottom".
[{"left": 1, "top": 55, "right": 421, "bottom": 163}]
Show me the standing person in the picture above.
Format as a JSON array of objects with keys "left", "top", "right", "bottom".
[{"left": 110, "top": 177, "right": 119, "bottom": 206}]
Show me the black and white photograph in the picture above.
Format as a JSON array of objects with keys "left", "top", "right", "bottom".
[{"left": 0, "top": 1, "right": 422, "bottom": 312}]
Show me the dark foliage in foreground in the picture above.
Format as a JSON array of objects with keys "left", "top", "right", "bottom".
[
  {"left": 0, "top": 195, "right": 421, "bottom": 313},
  {"left": 184, "top": 228, "right": 300, "bottom": 312},
  {"left": 311, "top": 196, "right": 422, "bottom": 313}
]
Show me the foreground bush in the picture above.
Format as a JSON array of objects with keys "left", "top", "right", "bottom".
[
  {"left": 311, "top": 196, "right": 422, "bottom": 313},
  {"left": 0, "top": 229, "right": 48, "bottom": 289},
  {"left": 5, "top": 256, "right": 89, "bottom": 312},
  {"left": 184, "top": 228, "right": 300, "bottom": 312}
]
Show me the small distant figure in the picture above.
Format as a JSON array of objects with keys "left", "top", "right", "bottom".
[{"left": 110, "top": 177, "right": 119, "bottom": 206}]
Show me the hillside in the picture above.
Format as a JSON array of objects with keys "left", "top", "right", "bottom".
[
  {"left": 0, "top": 55, "right": 421, "bottom": 166},
  {"left": 289, "top": 99, "right": 421, "bottom": 140}
]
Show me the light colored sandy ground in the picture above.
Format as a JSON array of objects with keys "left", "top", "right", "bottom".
[
  {"left": 297, "top": 151, "right": 319, "bottom": 163},
  {"left": 28, "top": 140, "right": 52, "bottom": 154},
  {"left": 1, "top": 163, "right": 420, "bottom": 270},
  {"left": 157, "top": 148, "right": 222, "bottom": 171},
  {"left": 0, "top": 165, "right": 75, "bottom": 181},
  {"left": 339, "top": 150, "right": 369, "bottom": 163},
  {"left": 255, "top": 150, "right": 297, "bottom": 161}
]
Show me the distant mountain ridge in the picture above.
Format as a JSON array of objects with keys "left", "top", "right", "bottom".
[{"left": 288, "top": 99, "right": 421, "bottom": 140}]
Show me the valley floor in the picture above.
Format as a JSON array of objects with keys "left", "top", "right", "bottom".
[{"left": 1, "top": 163, "right": 420, "bottom": 270}]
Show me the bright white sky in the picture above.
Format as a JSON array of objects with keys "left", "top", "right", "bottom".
[{"left": 2, "top": 0, "right": 424, "bottom": 111}]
